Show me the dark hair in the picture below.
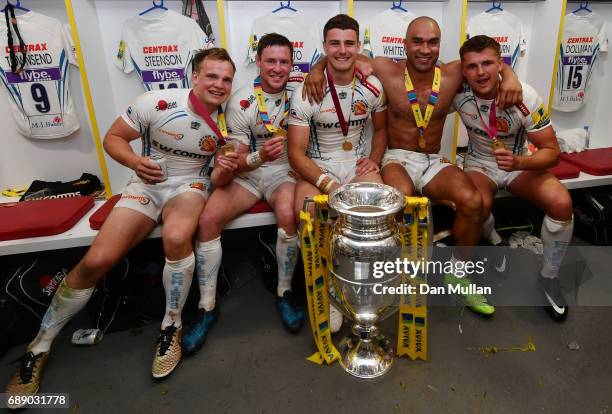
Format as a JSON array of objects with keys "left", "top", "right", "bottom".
[
  {"left": 323, "top": 14, "right": 359, "bottom": 41},
  {"left": 257, "top": 33, "right": 293, "bottom": 61},
  {"left": 193, "top": 47, "right": 236, "bottom": 74},
  {"left": 459, "top": 35, "right": 501, "bottom": 60}
]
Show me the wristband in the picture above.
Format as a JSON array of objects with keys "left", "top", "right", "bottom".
[
  {"left": 246, "top": 151, "right": 264, "bottom": 168},
  {"left": 315, "top": 173, "right": 328, "bottom": 188},
  {"left": 321, "top": 178, "right": 336, "bottom": 194}
]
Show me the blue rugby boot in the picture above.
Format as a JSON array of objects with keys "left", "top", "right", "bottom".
[
  {"left": 182, "top": 307, "right": 218, "bottom": 356},
  {"left": 275, "top": 291, "right": 304, "bottom": 333}
]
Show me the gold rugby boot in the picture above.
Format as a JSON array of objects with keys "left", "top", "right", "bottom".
[
  {"left": 5, "top": 351, "right": 49, "bottom": 409},
  {"left": 152, "top": 324, "right": 182, "bottom": 379}
]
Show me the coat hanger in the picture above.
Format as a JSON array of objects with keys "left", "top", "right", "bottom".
[
  {"left": 572, "top": 2, "right": 592, "bottom": 14},
  {"left": 139, "top": 0, "right": 167, "bottom": 16},
  {"left": 1, "top": 0, "right": 30, "bottom": 13},
  {"left": 485, "top": 1, "right": 503, "bottom": 13},
  {"left": 273, "top": 1, "right": 297, "bottom": 13},
  {"left": 390, "top": 1, "right": 407, "bottom": 12}
]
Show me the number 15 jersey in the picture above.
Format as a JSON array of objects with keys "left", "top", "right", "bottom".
[{"left": 0, "top": 11, "right": 79, "bottom": 139}]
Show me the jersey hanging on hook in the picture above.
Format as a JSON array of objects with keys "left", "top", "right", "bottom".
[
  {"left": 363, "top": 8, "right": 416, "bottom": 61},
  {"left": 0, "top": 10, "right": 80, "bottom": 138}
]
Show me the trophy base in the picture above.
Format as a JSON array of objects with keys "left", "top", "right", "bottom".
[{"left": 337, "top": 329, "right": 394, "bottom": 379}]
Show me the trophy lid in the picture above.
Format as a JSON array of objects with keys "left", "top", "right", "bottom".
[{"left": 328, "top": 183, "right": 404, "bottom": 218}]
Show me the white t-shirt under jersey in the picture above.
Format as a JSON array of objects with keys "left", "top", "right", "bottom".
[
  {"left": 553, "top": 12, "right": 608, "bottom": 112},
  {"left": 467, "top": 10, "right": 527, "bottom": 68},
  {"left": 245, "top": 12, "right": 324, "bottom": 76},
  {"left": 289, "top": 74, "right": 386, "bottom": 160},
  {"left": 225, "top": 74, "right": 304, "bottom": 166},
  {"left": 122, "top": 89, "right": 224, "bottom": 177},
  {"left": 0, "top": 11, "right": 79, "bottom": 139},
  {"left": 362, "top": 8, "right": 416, "bottom": 61},
  {"left": 454, "top": 81, "right": 551, "bottom": 161},
  {"left": 116, "top": 10, "right": 211, "bottom": 91}
]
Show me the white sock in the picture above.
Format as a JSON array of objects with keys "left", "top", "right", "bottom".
[
  {"left": 195, "top": 237, "right": 221, "bottom": 311},
  {"left": 483, "top": 213, "right": 502, "bottom": 245},
  {"left": 276, "top": 227, "right": 299, "bottom": 297},
  {"left": 540, "top": 215, "right": 573, "bottom": 279},
  {"left": 161, "top": 253, "right": 195, "bottom": 329},
  {"left": 28, "top": 280, "right": 94, "bottom": 355}
]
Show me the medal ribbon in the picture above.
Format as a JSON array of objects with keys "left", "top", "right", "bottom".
[
  {"left": 325, "top": 67, "right": 356, "bottom": 140},
  {"left": 188, "top": 90, "right": 228, "bottom": 144},
  {"left": 477, "top": 99, "right": 498, "bottom": 141},
  {"left": 404, "top": 64, "right": 441, "bottom": 136},
  {"left": 253, "top": 76, "right": 289, "bottom": 134},
  {"left": 396, "top": 196, "right": 430, "bottom": 361}
]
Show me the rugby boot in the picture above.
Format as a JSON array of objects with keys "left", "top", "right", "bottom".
[
  {"left": 152, "top": 324, "right": 182, "bottom": 379},
  {"left": 5, "top": 351, "right": 49, "bottom": 409},
  {"left": 275, "top": 290, "right": 304, "bottom": 333},
  {"left": 540, "top": 276, "right": 568, "bottom": 322},
  {"left": 444, "top": 273, "right": 495, "bottom": 316},
  {"left": 182, "top": 307, "right": 218, "bottom": 356}
]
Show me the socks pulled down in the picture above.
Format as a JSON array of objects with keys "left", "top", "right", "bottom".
[
  {"left": 29, "top": 280, "right": 94, "bottom": 355},
  {"left": 161, "top": 253, "right": 195, "bottom": 329},
  {"left": 276, "top": 228, "right": 298, "bottom": 297},
  {"left": 540, "top": 215, "right": 573, "bottom": 279},
  {"left": 195, "top": 236, "right": 222, "bottom": 311}
]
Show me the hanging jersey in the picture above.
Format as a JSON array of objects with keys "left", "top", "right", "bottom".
[
  {"left": 122, "top": 88, "right": 223, "bottom": 177},
  {"left": 553, "top": 12, "right": 608, "bottom": 112},
  {"left": 226, "top": 74, "right": 304, "bottom": 166},
  {"left": 0, "top": 11, "right": 79, "bottom": 139},
  {"left": 245, "top": 12, "right": 324, "bottom": 76},
  {"left": 289, "top": 74, "right": 386, "bottom": 160},
  {"left": 116, "top": 10, "right": 211, "bottom": 91},
  {"left": 466, "top": 10, "right": 526, "bottom": 68},
  {"left": 362, "top": 9, "right": 416, "bottom": 61},
  {"left": 454, "top": 81, "right": 550, "bottom": 161}
]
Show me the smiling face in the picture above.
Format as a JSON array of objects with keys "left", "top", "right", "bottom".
[
  {"left": 323, "top": 28, "right": 360, "bottom": 75},
  {"left": 191, "top": 58, "right": 234, "bottom": 109},
  {"left": 403, "top": 19, "right": 441, "bottom": 73},
  {"left": 461, "top": 48, "right": 503, "bottom": 99},
  {"left": 256, "top": 45, "right": 292, "bottom": 94}
]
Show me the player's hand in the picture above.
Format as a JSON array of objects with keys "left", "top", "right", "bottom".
[
  {"left": 355, "top": 58, "right": 374, "bottom": 80},
  {"left": 356, "top": 157, "right": 380, "bottom": 176},
  {"left": 498, "top": 75, "right": 523, "bottom": 110},
  {"left": 493, "top": 148, "right": 519, "bottom": 172},
  {"left": 302, "top": 67, "right": 327, "bottom": 105},
  {"left": 216, "top": 152, "right": 239, "bottom": 173},
  {"left": 326, "top": 180, "right": 341, "bottom": 194},
  {"left": 134, "top": 157, "right": 165, "bottom": 185},
  {"left": 260, "top": 135, "right": 285, "bottom": 162}
]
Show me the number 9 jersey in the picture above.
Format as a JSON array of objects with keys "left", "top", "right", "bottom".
[{"left": 0, "top": 11, "right": 80, "bottom": 139}]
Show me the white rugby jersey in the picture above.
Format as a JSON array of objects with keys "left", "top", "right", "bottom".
[
  {"left": 289, "top": 74, "right": 386, "bottom": 160},
  {"left": 362, "top": 9, "right": 416, "bottom": 61},
  {"left": 226, "top": 74, "right": 304, "bottom": 166},
  {"left": 553, "top": 12, "right": 608, "bottom": 112},
  {"left": 122, "top": 88, "right": 224, "bottom": 177},
  {"left": 116, "top": 10, "right": 211, "bottom": 91},
  {"left": 0, "top": 11, "right": 79, "bottom": 139},
  {"left": 454, "top": 81, "right": 550, "bottom": 161},
  {"left": 466, "top": 10, "right": 526, "bottom": 68},
  {"left": 245, "top": 12, "right": 324, "bottom": 76}
]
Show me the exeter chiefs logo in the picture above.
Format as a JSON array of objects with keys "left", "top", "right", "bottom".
[
  {"left": 496, "top": 117, "right": 510, "bottom": 133},
  {"left": 199, "top": 135, "right": 218, "bottom": 152},
  {"left": 352, "top": 100, "right": 367, "bottom": 116}
]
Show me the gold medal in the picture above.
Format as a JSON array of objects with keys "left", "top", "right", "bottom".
[
  {"left": 220, "top": 143, "right": 235, "bottom": 156},
  {"left": 276, "top": 129, "right": 287, "bottom": 138},
  {"left": 491, "top": 138, "right": 506, "bottom": 151},
  {"left": 418, "top": 136, "right": 426, "bottom": 149},
  {"left": 342, "top": 141, "right": 353, "bottom": 151}
]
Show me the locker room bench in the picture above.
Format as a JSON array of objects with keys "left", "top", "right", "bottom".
[{"left": 0, "top": 198, "right": 275, "bottom": 256}]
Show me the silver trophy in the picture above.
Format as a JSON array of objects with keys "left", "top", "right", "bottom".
[{"left": 328, "top": 182, "right": 404, "bottom": 379}]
